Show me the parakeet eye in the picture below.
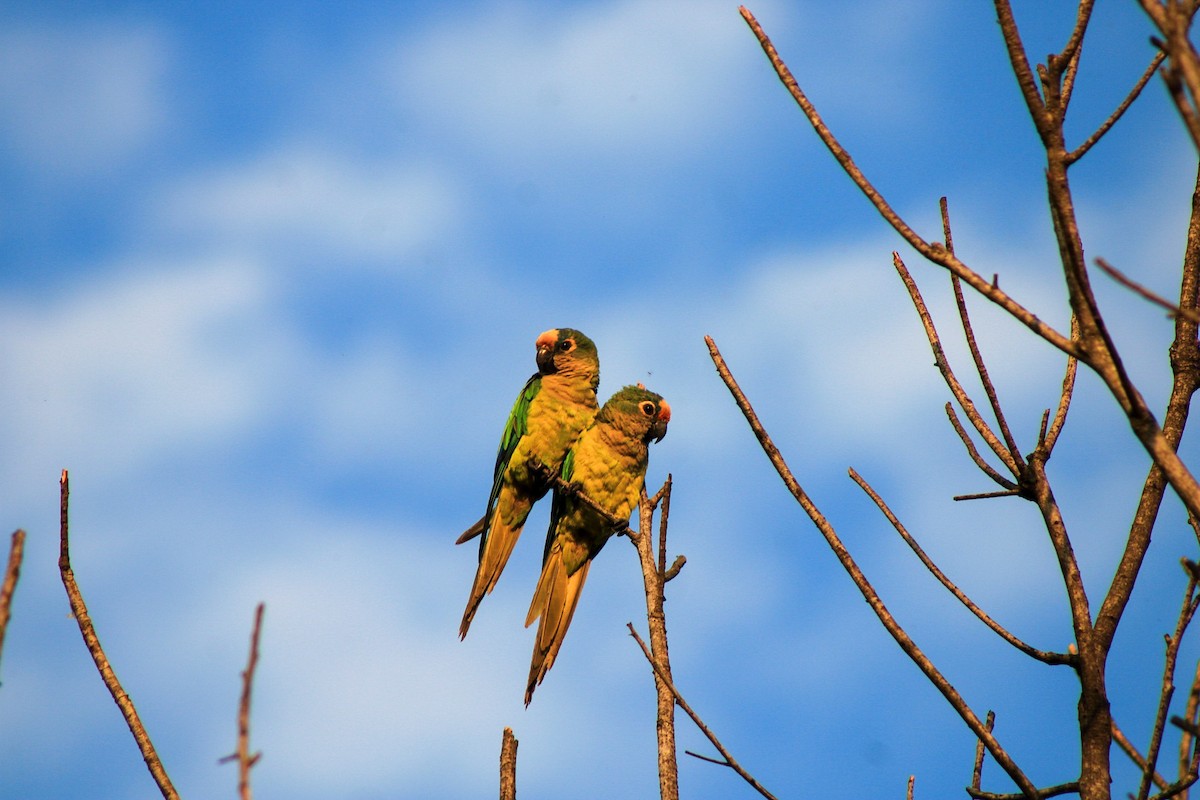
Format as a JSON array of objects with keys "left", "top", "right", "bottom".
[
  {"left": 640, "top": 401, "right": 656, "bottom": 416},
  {"left": 559, "top": 339, "right": 575, "bottom": 352}
]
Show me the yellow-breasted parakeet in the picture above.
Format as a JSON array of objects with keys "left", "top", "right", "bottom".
[
  {"left": 458, "top": 328, "right": 600, "bottom": 639},
  {"left": 524, "top": 384, "right": 670, "bottom": 704}
]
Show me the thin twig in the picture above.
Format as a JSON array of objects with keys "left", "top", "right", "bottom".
[
  {"left": 1068, "top": 52, "right": 1166, "bottom": 164},
  {"left": 850, "top": 469, "right": 1073, "bottom": 666},
  {"left": 500, "top": 727, "right": 518, "bottom": 800},
  {"left": 907, "top": 774, "right": 915, "bottom": 800},
  {"left": 1138, "top": 563, "right": 1200, "bottom": 800},
  {"left": 973, "top": 711, "right": 996, "bottom": 791},
  {"left": 942, "top": 199, "right": 1025, "bottom": 470},
  {"left": 967, "top": 781, "right": 1079, "bottom": 800},
  {"left": 628, "top": 624, "right": 778, "bottom": 800},
  {"left": 944, "top": 404, "right": 1019, "bottom": 491},
  {"left": 1113, "top": 717, "right": 1170, "bottom": 790},
  {"left": 58, "top": 470, "right": 180, "bottom": 800},
  {"left": 1096, "top": 258, "right": 1200, "bottom": 325},
  {"left": 705, "top": 336, "right": 1040, "bottom": 798},
  {"left": 1055, "top": 0, "right": 1096, "bottom": 112},
  {"left": 1180, "top": 657, "right": 1200, "bottom": 792},
  {"left": 657, "top": 475, "right": 673, "bottom": 579},
  {"left": 1152, "top": 775, "right": 1200, "bottom": 800},
  {"left": 220, "top": 603, "right": 265, "bottom": 800},
  {"left": 992, "top": 0, "right": 1053, "bottom": 140},
  {"left": 663, "top": 555, "right": 687, "bottom": 583},
  {"left": 954, "top": 490, "right": 1023, "bottom": 502},
  {"left": 894, "top": 253, "right": 1020, "bottom": 476},
  {"left": 1042, "top": 316, "right": 1079, "bottom": 454},
  {"left": 0, "top": 529, "right": 26, "bottom": 678},
  {"left": 738, "top": 5, "right": 1079, "bottom": 360}
]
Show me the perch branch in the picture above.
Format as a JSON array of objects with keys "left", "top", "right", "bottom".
[
  {"left": 630, "top": 479, "right": 679, "bottom": 800},
  {"left": 528, "top": 459, "right": 639, "bottom": 539}
]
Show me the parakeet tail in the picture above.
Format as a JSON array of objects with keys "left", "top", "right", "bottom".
[
  {"left": 458, "top": 507, "right": 527, "bottom": 639},
  {"left": 524, "top": 551, "right": 590, "bottom": 705},
  {"left": 455, "top": 514, "right": 486, "bottom": 545}
]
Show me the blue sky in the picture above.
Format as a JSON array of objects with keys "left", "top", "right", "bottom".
[{"left": 1, "top": 1, "right": 1198, "bottom": 798}]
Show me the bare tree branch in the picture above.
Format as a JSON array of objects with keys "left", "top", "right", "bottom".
[
  {"left": 500, "top": 727, "right": 518, "bottom": 800},
  {"left": 1179, "top": 656, "right": 1200, "bottom": 794},
  {"left": 705, "top": 335, "right": 1040, "bottom": 798},
  {"left": 894, "top": 253, "right": 1020, "bottom": 476},
  {"left": 942, "top": 199, "right": 1025, "bottom": 470},
  {"left": 849, "top": 468, "right": 1074, "bottom": 666},
  {"left": 1137, "top": 562, "right": 1200, "bottom": 800},
  {"left": 58, "top": 470, "right": 180, "bottom": 800},
  {"left": 1055, "top": 0, "right": 1096, "bottom": 111},
  {"left": 1139, "top": 1, "right": 1200, "bottom": 151},
  {"left": 967, "top": 781, "right": 1080, "bottom": 800},
  {"left": 0, "top": 529, "right": 26, "bottom": 679},
  {"left": 943, "top": 404, "right": 1019, "bottom": 492},
  {"left": 738, "top": 5, "right": 1079, "bottom": 359},
  {"left": 1112, "top": 716, "right": 1170, "bottom": 791},
  {"left": 973, "top": 710, "right": 997, "bottom": 792},
  {"left": 992, "top": 0, "right": 1053, "bottom": 139},
  {"left": 1042, "top": 316, "right": 1080, "bottom": 455},
  {"left": 629, "top": 479, "right": 679, "bottom": 800},
  {"left": 1096, "top": 257, "right": 1200, "bottom": 325},
  {"left": 1068, "top": 51, "right": 1167, "bottom": 164},
  {"left": 220, "top": 603, "right": 265, "bottom": 800}
]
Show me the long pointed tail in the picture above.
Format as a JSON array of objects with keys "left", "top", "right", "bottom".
[
  {"left": 524, "top": 549, "right": 590, "bottom": 705},
  {"left": 459, "top": 502, "right": 529, "bottom": 639}
]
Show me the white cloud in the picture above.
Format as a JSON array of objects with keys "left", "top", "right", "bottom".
[
  {"left": 0, "top": 257, "right": 277, "bottom": 483},
  {"left": 0, "top": 24, "right": 169, "bottom": 176},
  {"left": 157, "top": 147, "right": 462, "bottom": 263},
  {"left": 391, "top": 0, "right": 769, "bottom": 168}
]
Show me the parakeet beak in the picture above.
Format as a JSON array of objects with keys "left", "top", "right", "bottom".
[
  {"left": 649, "top": 401, "right": 671, "bottom": 443},
  {"left": 535, "top": 329, "right": 558, "bottom": 373}
]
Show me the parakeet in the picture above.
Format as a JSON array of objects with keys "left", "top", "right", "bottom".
[
  {"left": 457, "top": 328, "right": 600, "bottom": 640},
  {"left": 524, "top": 384, "right": 670, "bottom": 705}
]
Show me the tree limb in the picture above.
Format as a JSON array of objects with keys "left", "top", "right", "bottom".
[{"left": 58, "top": 470, "right": 180, "bottom": 800}]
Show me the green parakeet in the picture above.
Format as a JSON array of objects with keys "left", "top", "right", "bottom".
[
  {"left": 458, "top": 328, "right": 600, "bottom": 639},
  {"left": 524, "top": 384, "right": 670, "bottom": 705}
]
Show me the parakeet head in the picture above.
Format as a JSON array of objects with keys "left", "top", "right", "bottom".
[
  {"left": 535, "top": 328, "right": 600, "bottom": 386},
  {"left": 598, "top": 384, "right": 671, "bottom": 443}
]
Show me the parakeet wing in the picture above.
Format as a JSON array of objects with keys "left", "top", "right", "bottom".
[{"left": 456, "top": 373, "right": 540, "bottom": 546}]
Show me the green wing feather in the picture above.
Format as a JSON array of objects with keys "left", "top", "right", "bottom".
[{"left": 475, "top": 373, "right": 540, "bottom": 553}]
